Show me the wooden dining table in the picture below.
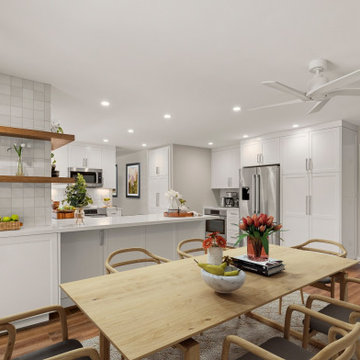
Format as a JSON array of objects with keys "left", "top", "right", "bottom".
[{"left": 61, "top": 245, "right": 358, "bottom": 360}]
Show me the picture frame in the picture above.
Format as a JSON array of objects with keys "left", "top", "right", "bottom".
[
  {"left": 126, "top": 162, "right": 140, "bottom": 198},
  {"left": 112, "top": 164, "right": 118, "bottom": 198}
]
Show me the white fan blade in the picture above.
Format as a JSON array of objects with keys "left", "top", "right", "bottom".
[
  {"left": 262, "top": 81, "right": 309, "bottom": 101},
  {"left": 327, "top": 88, "right": 360, "bottom": 97},
  {"left": 307, "top": 99, "right": 331, "bottom": 115},
  {"left": 307, "top": 69, "right": 360, "bottom": 97},
  {"left": 248, "top": 99, "right": 304, "bottom": 112}
]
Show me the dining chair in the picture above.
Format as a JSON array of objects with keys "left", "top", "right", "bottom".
[
  {"left": 46, "top": 348, "right": 100, "bottom": 360},
  {"left": 105, "top": 247, "right": 171, "bottom": 273},
  {"left": 278, "top": 238, "right": 347, "bottom": 314},
  {"left": 177, "top": 238, "right": 207, "bottom": 259},
  {"left": 302, "top": 277, "right": 360, "bottom": 350},
  {"left": 0, "top": 305, "right": 93, "bottom": 360},
  {"left": 221, "top": 304, "right": 360, "bottom": 360}
]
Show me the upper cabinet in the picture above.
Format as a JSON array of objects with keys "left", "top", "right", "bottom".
[
  {"left": 68, "top": 144, "right": 102, "bottom": 169},
  {"left": 211, "top": 146, "right": 240, "bottom": 189},
  {"left": 101, "top": 147, "right": 116, "bottom": 189},
  {"left": 148, "top": 146, "right": 169, "bottom": 177},
  {"left": 240, "top": 138, "right": 279, "bottom": 167}
]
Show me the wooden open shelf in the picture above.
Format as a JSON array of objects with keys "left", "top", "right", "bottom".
[
  {"left": 0, "top": 176, "right": 75, "bottom": 184},
  {"left": 0, "top": 126, "right": 75, "bottom": 150}
]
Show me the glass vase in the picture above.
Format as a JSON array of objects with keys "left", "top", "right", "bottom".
[
  {"left": 207, "top": 246, "right": 223, "bottom": 265},
  {"left": 16, "top": 155, "right": 24, "bottom": 176},
  {"left": 247, "top": 236, "right": 268, "bottom": 261},
  {"left": 75, "top": 207, "right": 85, "bottom": 225}
]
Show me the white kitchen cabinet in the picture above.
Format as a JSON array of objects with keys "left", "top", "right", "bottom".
[
  {"left": 262, "top": 138, "right": 280, "bottom": 165},
  {"left": 101, "top": 146, "right": 116, "bottom": 189},
  {"left": 148, "top": 176, "right": 169, "bottom": 214},
  {"left": 68, "top": 144, "right": 102, "bottom": 169},
  {"left": 53, "top": 145, "right": 69, "bottom": 177},
  {"left": 0, "top": 233, "right": 59, "bottom": 325},
  {"left": 240, "top": 138, "right": 279, "bottom": 167},
  {"left": 211, "top": 146, "right": 240, "bottom": 189},
  {"left": 60, "top": 230, "right": 104, "bottom": 306},
  {"left": 148, "top": 146, "right": 169, "bottom": 177},
  {"left": 280, "top": 132, "right": 309, "bottom": 175}
]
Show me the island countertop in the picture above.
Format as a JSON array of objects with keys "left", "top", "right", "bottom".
[{"left": 0, "top": 213, "right": 217, "bottom": 238}]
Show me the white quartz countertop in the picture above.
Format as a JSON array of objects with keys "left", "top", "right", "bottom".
[{"left": 0, "top": 214, "right": 215, "bottom": 237}]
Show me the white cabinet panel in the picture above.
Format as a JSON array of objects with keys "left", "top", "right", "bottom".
[
  {"left": 68, "top": 144, "right": 88, "bottom": 168},
  {"left": 53, "top": 146, "right": 69, "bottom": 177},
  {"left": 241, "top": 141, "right": 261, "bottom": 167},
  {"left": 310, "top": 128, "right": 340, "bottom": 173},
  {"left": 280, "top": 132, "right": 309, "bottom": 174},
  {"left": 262, "top": 138, "right": 280, "bottom": 165},
  {"left": 281, "top": 174, "right": 309, "bottom": 247},
  {"left": 149, "top": 146, "right": 169, "bottom": 177},
  {"left": 145, "top": 224, "right": 176, "bottom": 260},
  {"left": 0, "top": 234, "right": 58, "bottom": 320},
  {"left": 102, "top": 147, "right": 116, "bottom": 189},
  {"left": 148, "top": 177, "right": 169, "bottom": 213},
  {"left": 87, "top": 147, "right": 102, "bottom": 169}
]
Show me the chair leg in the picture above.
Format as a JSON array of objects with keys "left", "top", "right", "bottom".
[
  {"left": 330, "top": 277, "right": 336, "bottom": 298},
  {"left": 278, "top": 297, "right": 282, "bottom": 315},
  {"left": 300, "top": 288, "right": 305, "bottom": 304}
]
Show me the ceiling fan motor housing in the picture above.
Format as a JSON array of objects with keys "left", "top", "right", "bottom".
[{"left": 308, "top": 58, "right": 328, "bottom": 73}]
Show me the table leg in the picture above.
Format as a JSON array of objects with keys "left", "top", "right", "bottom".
[
  {"left": 100, "top": 332, "right": 110, "bottom": 360},
  {"left": 176, "top": 338, "right": 200, "bottom": 360},
  {"left": 338, "top": 271, "right": 348, "bottom": 301}
]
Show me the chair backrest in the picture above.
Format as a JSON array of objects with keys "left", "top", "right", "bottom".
[
  {"left": 311, "top": 323, "right": 360, "bottom": 360},
  {"left": 177, "top": 238, "right": 206, "bottom": 259},
  {"left": 292, "top": 239, "right": 347, "bottom": 258},
  {"left": 105, "top": 247, "right": 170, "bottom": 274}
]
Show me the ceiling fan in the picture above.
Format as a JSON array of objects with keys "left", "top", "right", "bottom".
[{"left": 249, "top": 59, "right": 360, "bottom": 115}]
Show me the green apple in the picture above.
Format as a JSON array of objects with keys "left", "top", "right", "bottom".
[
  {"left": 11, "top": 214, "right": 19, "bottom": 221},
  {"left": 2, "top": 216, "right": 11, "bottom": 222}
]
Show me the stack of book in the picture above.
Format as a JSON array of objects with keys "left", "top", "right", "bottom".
[{"left": 231, "top": 255, "right": 285, "bottom": 277}]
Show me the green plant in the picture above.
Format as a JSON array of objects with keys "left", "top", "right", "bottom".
[
  {"left": 63, "top": 174, "right": 93, "bottom": 208},
  {"left": 7, "top": 143, "right": 25, "bottom": 157},
  {"left": 51, "top": 152, "right": 56, "bottom": 166}
]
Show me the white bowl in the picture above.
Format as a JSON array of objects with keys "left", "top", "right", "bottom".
[{"left": 201, "top": 266, "right": 246, "bottom": 293}]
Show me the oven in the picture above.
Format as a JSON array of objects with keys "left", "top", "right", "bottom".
[
  {"left": 204, "top": 208, "right": 227, "bottom": 237},
  {"left": 68, "top": 168, "right": 103, "bottom": 188}
]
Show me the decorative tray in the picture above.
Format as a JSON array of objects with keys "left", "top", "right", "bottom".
[
  {"left": 163, "top": 211, "right": 194, "bottom": 217},
  {"left": 0, "top": 221, "right": 23, "bottom": 231}
]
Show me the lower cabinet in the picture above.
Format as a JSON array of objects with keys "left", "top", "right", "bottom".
[{"left": 0, "top": 233, "right": 59, "bottom": 326}]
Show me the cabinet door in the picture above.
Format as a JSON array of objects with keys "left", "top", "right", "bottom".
[
  {"left": 309, "top": 173, "right": 341, "bottom": 246},
  {"left": 262, "top": 138, "right": 280, "bottom": 165},
  {"left": 280, "top": 132, "right": 309, "bottom": 174},
  {"left": 148, "top": 146, "right": 169, "bottom": 177},
  {"left": 229, "top": 147, "right": 240, "bottom": 188},
  {"left": 148, "top": 177, "right": 169, "bottom": 213},
  {"left": 281, "top": 174, "right": 309, "bottom": 247},
  {"left": 102, "top": 147, "right": 116, "bottom": 189},
  {"left": 211, "top": 150, "right": 227, "bottom": 188},
  {"left": 241, "top": 141, "right": 261, "bottom": 167},
  {"left": 53, "top": 146, "right": 69, "bottom": 177},
  {"left": 87, "top": 146, "right": 102, "bottom": 169},
  {"left": 310, "top": 128, "right": 340, "bottom": 173},
  {"left": 68, "top": 144, "right": 88, "bottom": 168}
]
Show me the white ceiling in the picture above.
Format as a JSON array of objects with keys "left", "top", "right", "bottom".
[{"left": 1, "top": 0, "right": 360, "bottom": 149}]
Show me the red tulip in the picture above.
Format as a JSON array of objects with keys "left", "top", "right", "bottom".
[
  {"left": 240, "top": 223, "right": 247, "bottom": 231},
  {"left": 273, "top": 224, "right": 282, "bottom": 231},
  {"left": 254, "top": 219, "right": 260, "bottom": 228},
  {"left": 247, "top": 216, "right": 253, "bottom": 225},
  {"left": 252, "top": 214, "right": 257, "bottom": 221},
  {"left": 259, "top": 225, "right": 266, "bottom": 232},
  {"left": 266, "top": 216, "right": 274, "bottom": 227},
  {"left": 242, "top": 217, "right": 248, "bottom": 226},
  {"left": 259, "top": 216, "right": 264, "bottom": 225}
]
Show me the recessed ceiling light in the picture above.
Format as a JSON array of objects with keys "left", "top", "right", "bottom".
[
  {"left": 128, "top": 129, "right": 134, "bottom": 134},
  {"left": 101, "top": 100, "right": 110, "bottom": 107},
  {"left": 292, "top": 124, "right": 299, "bottom": 128},
  {"left": 142, "top": 143, "right": 147, "bottom": 147},
  {"left": 163, "top": 114, "right": 172, "bottom": 119},
  {"left": 208, "top": 142, "right": 214, "bottom": 146},
  {"left": 233, "top": 106, "right": 241, "bottom": 112},
  {"left": 243, "top": 134, "right": 249, "bottom": 138},
  {"left": 103, "top": 139, "right": 109, "bottom": 143}
]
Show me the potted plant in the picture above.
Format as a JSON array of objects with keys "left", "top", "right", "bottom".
[
  {"left": 202, "top": 232, "right": 227, "bottom": 265},
  {"left": 7, "top": 143, "right": 25, "bottom": 176},
  {"left": 51, "top": 153, "right": 59, "bottom": 177},
  {"left": 63, "top": 174, "right": 93, "bottom": 225},
  {"left": 236, "top": 214, "right": 282, "bottom": 261}
]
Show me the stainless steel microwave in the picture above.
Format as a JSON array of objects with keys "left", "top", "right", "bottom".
[{"left": 68, "top": 168, "right": 103, "bottom": 188}]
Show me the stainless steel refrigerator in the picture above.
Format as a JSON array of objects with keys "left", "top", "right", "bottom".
[{"left": 239, "top": 164, "right": 280, "bottom": 245}]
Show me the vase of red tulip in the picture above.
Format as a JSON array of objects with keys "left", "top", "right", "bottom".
[
  {"left": 236, "top": 214, "right": 282, "bottom": 262},
  {"left": 202, "top": 232, "right": 227, "bottom": 265}
]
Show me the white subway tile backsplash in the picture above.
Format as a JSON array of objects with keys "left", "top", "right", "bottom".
[
  {"left": 0, "top": 94, "right": 10, "bottom": 105},
  {"left": 34, "top": 82, "right": 44, "bottom": 92},
  {"left": 0, "top": 114, "right": 10, "bottom": 126},
  {"left": 34, "top": 90, "right": 44, "bottom": 101},
  {"left": 0, "top": 184, "right": 11, "bottom": 198},
  {"left": 0, "top": 104, "right": 10, "bottom": 115},
  {"left": 23, "top": 88, "right": 33, "bottom": 100},
  {"left": 34, "top": 110, "right": 44, "bottom": 121},
  {"left": 22, "top": 98, "right": 33, "bottom": 109},
  {"left": 0, "top": 84, "right": 11, "bottom": 96},
  {"left": 11, "top": 96, "right": 22, "bottom": 107},
  {"left": 0, "top": 74, "right": 11, "bottom": 85},
  {"left": 10, "top": 106, "right": 22, "bottom": 117},
  {"left": 11, "top": 86, "right": 23, "bottom": 98},
  {"left": 34, "top": 101, "right": 44, "bottom": 110},
  {"left": 12, "top": 198, "right": 24, "bottom": 208},
  {"left": 24, "top": 198, "right": 35, "bottom": 208},
  {"left": 22, "top": 79, "right": 33, "bottom": 90},
  {"left": 11, "top": 77, "right": 22, "bottom": 87},
  {"left": 44, "top": 84, "right": 51, "bottom": 101},
  {"left": 10, "top": 116, "right": 22, "bottom": 128},
  {"left": 35, "top": 216, "right": 46, "bottom": 226}
]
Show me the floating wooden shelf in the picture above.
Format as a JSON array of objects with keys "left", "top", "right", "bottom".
[
  {"left": 0, "top": 176, "right": 75, "bottom": 184},
  {"left": 0, "top": 126, "right": 75, "bottom": 150}
]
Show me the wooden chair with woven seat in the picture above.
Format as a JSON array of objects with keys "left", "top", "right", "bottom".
[
  {"left": 0, "top": 305, "right": 96, "bottom": 360},
  {"left": 221, "top": 304, "right": 360, "bottom": 360},
  {"left": 177, "top": 238, "right": 207, "bottom": 259},
  {"left": 46, "top": 348, "right": 100, "bottom": 360},
  {"left": 105, "top": 247, "right": 170, "bottom": 273},
  {"left": 278, "top": 238, "right": 347, "bottom": 314},
  {"left": 302, "top": 277, "right": 360, "bottom": 351}
]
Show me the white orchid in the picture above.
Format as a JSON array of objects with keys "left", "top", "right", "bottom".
[{"left": 165, "top": 189, "right": 182, "bottom": 199}]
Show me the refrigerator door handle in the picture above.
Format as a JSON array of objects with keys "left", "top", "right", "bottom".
[
  {"left": 252, "top": 174, "right": 256, "bottom": 213},
  {"left": 256, "top": 174, "right": 260, "bottom": 214}
]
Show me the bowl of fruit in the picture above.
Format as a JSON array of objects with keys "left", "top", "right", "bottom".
[{"left": 195, "top": 260, "right": 246, "bottom": 293}]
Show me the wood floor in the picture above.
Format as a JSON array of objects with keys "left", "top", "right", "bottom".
[{"left": 1, "top": 264, "right": 360, "bottom": 359}]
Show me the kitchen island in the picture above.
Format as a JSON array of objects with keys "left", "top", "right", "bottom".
[{"left": 0, "top": 214, "right": 215, "bottom": 324}]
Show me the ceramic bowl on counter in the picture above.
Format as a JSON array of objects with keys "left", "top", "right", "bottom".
[{"left": 201, "top": 266, "right": 246, "bottom": 293}]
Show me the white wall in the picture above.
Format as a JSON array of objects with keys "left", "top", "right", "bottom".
[
  {"left": 172, "top": 144, "right": 217, "bottom": 213},
  {"left": 0, "top": 73, "right": 52, "bottom": 226},
  {"left": 112, "top": 148, "right": 148, "bottom": 215}
]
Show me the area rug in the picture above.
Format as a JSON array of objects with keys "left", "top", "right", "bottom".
[{"left": 81, "top": 292, "right": 328, "bottom": 359}]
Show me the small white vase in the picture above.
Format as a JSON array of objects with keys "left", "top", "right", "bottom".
[
  {"left": 168, "top": 196, "right": 178, "bottom": 210},
  {"left": 207, "top": 247, "right": 223, "bottom": 265}
]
